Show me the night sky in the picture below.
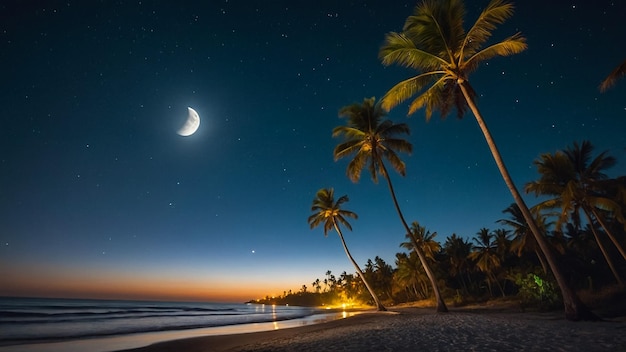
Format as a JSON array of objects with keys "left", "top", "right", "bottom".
[{"left": 1, "top": 1, "right": 625, "bottom": 303}]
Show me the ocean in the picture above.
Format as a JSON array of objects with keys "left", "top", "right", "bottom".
[{"left": 0, "top": 297, "right": 347, "bottom": 352}]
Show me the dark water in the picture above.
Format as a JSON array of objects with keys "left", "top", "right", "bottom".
[{"left": 0, "top": 297, "right": 317, "bottom": 344}]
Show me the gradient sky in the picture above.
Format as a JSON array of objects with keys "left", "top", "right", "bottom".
[{"left": 1, "top": 1, "right": 625, "bottom": 303}]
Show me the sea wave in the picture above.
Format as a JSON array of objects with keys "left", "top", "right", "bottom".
[{"left": 0, "top": 297, "right": 317, "bottom": 343}]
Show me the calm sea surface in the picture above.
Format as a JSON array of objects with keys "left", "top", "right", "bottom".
[{"left": 0, "top": 297, "right": 338, "bottom": 352}]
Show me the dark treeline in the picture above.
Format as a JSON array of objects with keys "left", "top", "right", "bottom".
[{"left": 251, "top": 141, "right": 626, "bottom": 313}]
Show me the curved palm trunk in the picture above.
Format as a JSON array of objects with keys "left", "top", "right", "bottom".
[
  {"left": 333, "top": 221, "right": 386, "bottom": 311},
  {"left": 582, "top": 208, "right": 624, "bottom": 285},
  {"left": 459, "top": 80, "right": 598, "bottom": 321},
  {"left": 380, "top": 163, "right": 448, "bottom": 312},
  {"left": 591, "top": 208, "right": 626, "bottom": 261}
]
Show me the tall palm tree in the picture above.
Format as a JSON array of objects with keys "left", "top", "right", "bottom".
[
  {"left": 307, "top": 188, "right": 386, "bottom": 311},
  {"left": 443, "top": 233, "right": 473, "bottom": 295},
  {"left": 378, "top": 0, "right": 595, "bottom": 320},
  {"left": 600, "top": 58, "right": 626, "bottom": 92},
  {"left": 469, "top": 228, "right": 505, "bottom": 297},
  {"left": 312, "top": 278, "right": 322, "bottom": 293},
  {"left": 333, "top": 97, "right": 448, "bottom": 312},
  {"left": 525, "top": 141, "right": 625, "bottom": 285}
]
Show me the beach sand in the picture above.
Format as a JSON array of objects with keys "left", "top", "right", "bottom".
[{"left": 117, "top": 305, "right": 626, "bottom": 352}]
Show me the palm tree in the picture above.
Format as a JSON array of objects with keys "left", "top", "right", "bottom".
[
  {"left": 498, "top": 203, "right": 550, "bottom": 274},
  {"left": 394, "top": 252, "right": 430, "bottom": 300},
  {"left": 401, "top": 221, "right": 442, "bottom": 261},
  {"left": 307, "top": 188, "right": 386, "bottom": 311},
  {"left": 373, "top": 256, "right": 395, "bottom": 301},
  {"left": 600, "top": 58, "right": 626, "bottom": 92},
  {"left": 563, "top": 141, "right": 626, "bottom": 261},
  {"left": 312, "top": 278, "right": 322, "bottom": 293},
  {"left": 493, "top": 228, "right": 512, "bottom": 260},
  {"left": 525, "top": 141, "right": 625, "bottom": 285},
  {"left": 469, "top": 228, "right": 505, "bottom": 297},
  {"left": 443, "top": 233, "right": 473, "bottom": 295},
  {"left": 333, "top": 97, "right": 448, "bottom": 312},
  {"left": 378, "top": 0, "right": 595, "bottom": 320}
]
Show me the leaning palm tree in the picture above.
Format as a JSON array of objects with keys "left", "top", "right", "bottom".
[
  {"left": 600, "top": 58, "right": 626, "bottom": 92},
  {"left": 333, "top": 97, "right": 448, "bottom": 312},
  {"left": 307, "top": 188, "right": 386, "bottom": 311},
  {"left": 378, "top": 0, "right": 595, "bottom": 320}
]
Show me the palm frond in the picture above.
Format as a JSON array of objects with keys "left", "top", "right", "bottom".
[
  {"left": 383, "top": 138, "right": 413, "bottom": 155},
  {"left": 588, "top": 152, "right": 616, "bottom": 180},
  {"left": 307, "top": 214, "right": 322, "bottom": 229},
  {"left": 333, "top": 140, "right": 363, "bottom": 161},
  {"left": 335, "top": 194, "right": 350, "bottom": 206},
  {"left": 408, "top": 86, "right": 436, "bottom": 118},
  {"left": 461, "top": 0, "right": 515, "bottom": 58},
  {"left": 588, "top": 196, "right": 621, "bottom": 214},
  {"left": 384, "top": 149, "right": 407, "bottom": 176},
  {"left": 406, "top": 74, "right": 450, "bottom": 118},
  {"left": 380, "top": 71, "right": 444, "bottom": 112},
  {"left": 332, "top": 126, "right": 366, "bottom": 140},
  {"left": 380, "top": 122, "right": 411, "bottom": 137},
  {"left": 600, "top": 58, "right": 626, "bottom": 92},
  {"left": 403, "top": 0, "right": 465, "bottom": 63},
  {"left": 347, "top": 150, "right": 369, "bottom": 183},
  {"left": 464, "top": 33, "right": 527, "bottom": 69},
  {"left": 408, "top": 74, "right": 467, "bottom": 119},
  {"left": 380, "top": 32, "right": 448, "bottom": 69},
  {"left": 335, "top": 215, "right": 353, "bottom": 232}
]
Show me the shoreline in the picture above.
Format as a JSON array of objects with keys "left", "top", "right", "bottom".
[
  {"left": 0, "top": 309, "right": 366, "bottom": 352},
  {"left": 114, "top": 306, "right": 626, "bottom": 352}
]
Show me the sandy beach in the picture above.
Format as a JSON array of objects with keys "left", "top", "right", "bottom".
[{"left": 117, "top": 306, "right": 626, "bottom": 352}]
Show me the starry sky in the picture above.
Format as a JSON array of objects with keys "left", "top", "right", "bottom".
[{"left": 1, "top": 1, "right": 625, "bottom": 303}]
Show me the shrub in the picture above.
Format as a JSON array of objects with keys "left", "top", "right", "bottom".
[{"left": 514, "top": 273, "right": 561, "bottom": 311}]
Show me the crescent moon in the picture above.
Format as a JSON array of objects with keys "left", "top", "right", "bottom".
[{"left": 177, "top": 107, "right": 200, "bottom": 136}]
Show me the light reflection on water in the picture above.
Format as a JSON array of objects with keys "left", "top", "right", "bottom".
[{"left": 0, "top": 311, "right": 363, "bottom": 352}]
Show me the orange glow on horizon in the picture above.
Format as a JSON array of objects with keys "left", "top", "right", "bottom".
[{"left": 0, "top": 264, "right": 302, "bottom": 303}]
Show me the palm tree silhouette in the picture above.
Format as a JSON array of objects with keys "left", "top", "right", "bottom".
[
  {"left": 470, "top": 228, "right": 505, "bottom": 297},
  {"left": 378, "top": 0, "right": 595, "bottom": 320},
  {"left": 526, "top": 141, "right": 625, "bottom": 285},
  {"left": 401, "top": 222, "right": 441, "bottom": 263},
  {"left": 443, "top": 234, "right": 473, "bottom": 296},
  {"left": 307, "top": 188, "right": 386, "bottom": 311},
  {"left": 333, "top": 97, "right": 447, "bottom": 312},
  {"left": 498, "top": 203, "right": 551, "bottom": 274}
]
